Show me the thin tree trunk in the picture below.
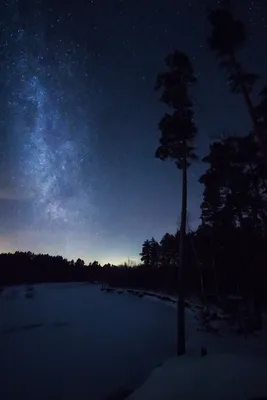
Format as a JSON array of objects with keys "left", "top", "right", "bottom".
[
  {"left": 189, "top": 229, "right": 205, "bottom": 301},
  {"left": 177, "top": 140, "right": 187, "bottom": 356},
  {"left": 212, "top": 254, "right": 220, "bottom": 301},
  {"left": 252, "top": 289, "right": 262, "bottom": 331}
]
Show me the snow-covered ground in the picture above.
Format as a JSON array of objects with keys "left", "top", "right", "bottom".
[
  {"left": 127, "top": 353, "right": 267, "bottom": 400},
  {"left": 0, "top": 283, "right": 177, "bottom": 400},
  {"left": 1, "top": 283, "right": 266, "bottom": 400}
]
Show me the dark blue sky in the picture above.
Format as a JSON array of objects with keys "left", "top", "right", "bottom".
[{"left": 0, "top": 0, "right": 266, "bottom": 264}]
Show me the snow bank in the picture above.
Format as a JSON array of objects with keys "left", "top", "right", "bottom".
[{"left": 127, "top": 353, "right": 267, "bottom": 400}]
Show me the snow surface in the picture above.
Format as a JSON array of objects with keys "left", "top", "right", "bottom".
[
  {"left": 0, "top": 283, "right": 178, "bottom": 400},
  {"left": 1, "top": 283, "right": 267, "bottom": 400},
  {"left": 127, "top": 353, "right": 267, "bottom": 400}
]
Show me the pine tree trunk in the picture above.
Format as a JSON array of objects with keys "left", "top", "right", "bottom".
[
  {"left": 252, "top": 289, "right": 262, "bottom": 331},
  {"left": 212, "top": 254, "right": 220, "bottom": 301},
  {"left": 177, "top": 140, "right": 187, "bottom": 356}
]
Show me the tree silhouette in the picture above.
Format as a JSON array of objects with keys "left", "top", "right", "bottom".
[
  {"left": 149, "top": 237, "right": 160, "bottom": 268},
  {"left": 140, "top": 239, "right": 152, "bottom": 267},
  {"left": 160, "top": 233, "right": 178, "bottom": 267},
  {"left": 200, "top": 133, "right": 267, "bottom": 329},
  {"left": 155, "top": 50, "right": 197, "bottom": 355},
  {"left": 139, "top": 238, "right": 160, "bottom": 267},
  {"left": 200, "top": 134, "right": 267, "bottom": 233},
  {"left": 207, "top": 4, "right": 267, "bottom": 162},
  {"left": 75, "top": 258, "right": 85, "bottom": 268}
]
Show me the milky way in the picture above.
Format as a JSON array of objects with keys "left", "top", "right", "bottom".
[{"left": 1, "top": 3, "right": 98, "bottom": 256}]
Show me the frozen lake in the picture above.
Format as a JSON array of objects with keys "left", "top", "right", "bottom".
[{"left": 0, "top": 283, "right": 177, "bottom": 400}]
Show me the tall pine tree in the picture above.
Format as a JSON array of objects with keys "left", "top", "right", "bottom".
[{"left": 155, "top": 51, "right": 197, "bottom": 355}]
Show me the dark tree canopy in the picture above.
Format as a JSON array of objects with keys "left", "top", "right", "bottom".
[
  {"left": 200, "top": 134, "right": 267, "bottom": 233},
  {"left": 155, "top": 51, "right": 197, "bottom": 169},
  {"left": 207, "top": 7, "right": 246, "bottom": 57}
]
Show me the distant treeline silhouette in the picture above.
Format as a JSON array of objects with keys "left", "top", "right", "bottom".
[
  {"left": 0, "top": 216, "right": 266, "bottom": 333},
  {"left": 0, "top": 219, "right": 266, "bottom": 307}
]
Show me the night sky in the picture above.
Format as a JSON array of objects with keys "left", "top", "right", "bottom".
[{"left": 0, "top": 0, "right": 266, "bottom": 264}]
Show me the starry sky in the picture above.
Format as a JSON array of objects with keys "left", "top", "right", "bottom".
[{"left": 0, "top": 0, "right": 266, "bottom": 264}]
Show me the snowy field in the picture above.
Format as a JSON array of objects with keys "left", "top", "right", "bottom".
[
  {"left": 128, "top": 353, "right": 267, "bottom": 400},
  {"left": 1, "top": 283, "right": 267, "bottom": 400},
  {"left": 0, "top": 283, "right": 177, "bottom": 400}
]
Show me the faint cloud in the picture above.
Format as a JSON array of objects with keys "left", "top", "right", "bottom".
[{"left": 0, "top": 186, "right": 33, "bottom": 201}]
